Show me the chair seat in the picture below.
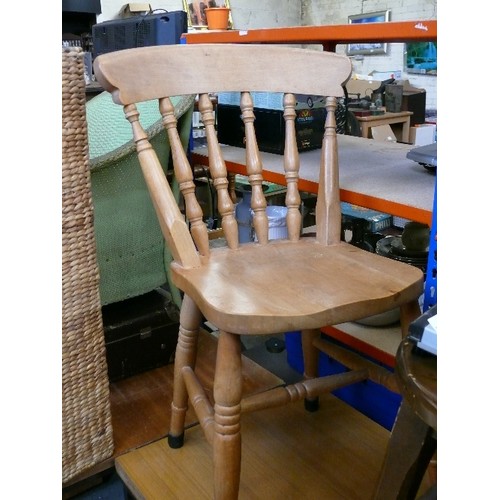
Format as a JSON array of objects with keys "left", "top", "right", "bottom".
[{"left": 172, "top": 239, "right": 423, "bottom": 335}]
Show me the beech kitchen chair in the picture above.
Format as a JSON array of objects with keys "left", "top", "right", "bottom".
[{"left": 94, "top": 44, "right": 424, "bottom": 499}]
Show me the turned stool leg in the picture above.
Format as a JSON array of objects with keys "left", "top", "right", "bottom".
[
  {"left": 213, "top": 331, "right": 243, "bottom": 500},
  {"left": 301, "top": 328, "right": 321, "bottom": 412},
  {"left": 373, "top": 399, "right": 436, "bottom": 500},
  {"left": 400, "top": 299, "right": 422, "bottom": 338},
  {"left": 168, "top": 295, "right": 202, "bottom": 448}
]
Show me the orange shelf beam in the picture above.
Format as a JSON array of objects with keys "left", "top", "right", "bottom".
[
  {"left": 191, "top": 152, "right": 432, "bottom": 226},
  {"left": 321, "top": 325, "right": 397, "bottom": 369},
  {"left": 182, "top": 20, "right": 437, "bottom": 49}
]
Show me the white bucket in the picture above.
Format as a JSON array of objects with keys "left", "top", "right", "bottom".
[{"left": 256, "top": 205, "right": 288, "bottom": 241}]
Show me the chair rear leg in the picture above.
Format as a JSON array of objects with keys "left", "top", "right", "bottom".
[
  {"left": 212, "top": 330, "right": 242, "bottom": 500},
  {"left": 168, "top": 294, "right": 202, "bottom": 448},
  {"left": 301, "top": 328, "right": 321, "bottom": 412}
]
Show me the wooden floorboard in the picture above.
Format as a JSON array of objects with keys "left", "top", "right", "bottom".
[
  {"left": 110, "top": 329, "right": 285, "bottom": 457},
  {"left": 66, "top": 329, "right": 436, "bottom": 498},
  {"left": 116, "top": 394, "right": 390, "bottom": 499},
  {"left": 64, "top": 330, "right": 284, "bottom": 491}
]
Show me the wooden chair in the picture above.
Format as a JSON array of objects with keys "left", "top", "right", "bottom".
[{"left": 94, "top": 44, "right": 424, "bottom": 499}]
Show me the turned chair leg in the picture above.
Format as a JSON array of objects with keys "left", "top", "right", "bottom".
[
  {"left": 212, "top": 330, "right": 243, "bottom": 500},
  {"left": 168, "top": 295, "right": 202, "bottom": 448},
  {"left": 400, "top": 299, "right": 422, "bottom": 338},
  {"left": 301, "top": 329, "right": 321, "bottom": 412}
]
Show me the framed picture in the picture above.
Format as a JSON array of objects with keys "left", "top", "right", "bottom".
[
  {"left": 406, "top": 41, "right": 437, "bottom": 75},
  {"left": 183, "top": 0, "right": 232, "bottom": 29},
  {"left": 346, "top": 10, "right": 391, "bottom": 56}
]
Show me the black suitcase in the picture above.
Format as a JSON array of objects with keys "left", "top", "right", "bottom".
[{"left": 102, "top": 290, "right": 179, "bottom": 382}]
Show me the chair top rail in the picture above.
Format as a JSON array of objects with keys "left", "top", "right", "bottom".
[{"left": 94, "top": 44, "right": 352, "bottom": 105}]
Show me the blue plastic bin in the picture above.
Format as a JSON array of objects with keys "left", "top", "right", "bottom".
[{"left": 284, "top": 331, "right": 401, "bottom": 431}]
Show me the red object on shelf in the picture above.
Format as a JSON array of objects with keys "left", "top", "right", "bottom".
[{"left": 351, "top": 108, "right": 372, "bottom": 117}]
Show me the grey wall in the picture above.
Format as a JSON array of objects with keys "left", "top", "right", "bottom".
[
  {"left": 98, "top": 0, "right": 302, "bottom": 27},
  {"left": 97, "top": 0, "right": 437, "bottom": 109},
  {"left": 301, "top": 0, "right": 437, "bottom": 110}
]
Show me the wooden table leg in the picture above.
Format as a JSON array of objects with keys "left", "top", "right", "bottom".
[
  {"left": 401, "top": 117, "right": 411, "bottom": 143},
  {"left": 361, "top": 123, "right": 369, "bottom": 139},
  {"left": 373, "top": 400, "right": 436, "bottom": 500}
]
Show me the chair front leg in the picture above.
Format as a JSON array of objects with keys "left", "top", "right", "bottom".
[
  {"left": 168, "top": 294, "right": 202, "bottom": 448},
  {"left": 213, "top": 330, "right": 243, "bottom": 500}
]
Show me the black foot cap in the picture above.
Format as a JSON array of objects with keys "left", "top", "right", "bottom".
[
  {"left": 304, "top": 397, "right": 319, "bottom": 412},
  {"left": 168, "top": 433, "right": 185, "bottom": 449},
  {"left": 265, "top": 337, "right": 286, "bottom": 353}
]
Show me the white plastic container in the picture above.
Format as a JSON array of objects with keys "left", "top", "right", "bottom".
[
  {"left": 235, "top": 189, "right": 253, "bottom": 243},
  {"left": 263, "top": 205, "right": 288, "bottom": 241}
]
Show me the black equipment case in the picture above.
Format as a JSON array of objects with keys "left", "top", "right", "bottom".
[
  {"left": 217, "top": 104, "right": 326, "bottom": 155},
  {"left": 92, "top": 11, "right": 187, "bottom": 58},
  {"left": 101, "top": 290, "right": 179, "bottom": 382}
]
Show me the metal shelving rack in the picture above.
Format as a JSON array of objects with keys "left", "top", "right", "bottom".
[
  {"left": 184, "top": 19, "right": 438, "bottom": 365},
  {"left": 182, "top": 20, "right": 437, "bottom": 49}
]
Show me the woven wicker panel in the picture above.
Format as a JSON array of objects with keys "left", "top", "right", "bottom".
[{"left": 62, "top": 47, "right": 114, "bottom": 484}]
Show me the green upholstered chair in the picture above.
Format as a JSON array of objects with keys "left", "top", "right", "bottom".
[{"left": 86, "top": 91, "right": 194, "bottom": 307}]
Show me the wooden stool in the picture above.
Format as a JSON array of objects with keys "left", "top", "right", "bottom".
[{"left": 373, "top": 337, "right": 437, "bottom": 499}]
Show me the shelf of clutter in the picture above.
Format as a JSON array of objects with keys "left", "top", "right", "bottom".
[{"left": 186, "top": 20, "right": 437, "bottom": 367}]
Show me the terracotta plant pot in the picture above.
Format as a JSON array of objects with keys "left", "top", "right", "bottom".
[{"left": 205, "top": 7, "right": 230, "bottom": 30}]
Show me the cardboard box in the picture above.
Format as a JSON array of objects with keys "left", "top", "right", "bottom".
[
  {"left": 120, "top": 3, "right": 152, "bottom": 18},
  {"left": 341, "top": 202, "right": 392, "bottom": 232},
  {"left": 345, "top": 78, "right": 384, "bottom": 99},
  {"left": 371, "top": 124, "right": 397, "bottom": 143},
  {"left": 369, "top": 70, "right": 403, "bottom": 81},
  {"left": 409, "top": 124, "right": 436, "bottom": 146}
]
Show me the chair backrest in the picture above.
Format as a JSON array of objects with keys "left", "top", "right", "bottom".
[{"left": 93, "top": 44, "right": 352, "bottom": 270}]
